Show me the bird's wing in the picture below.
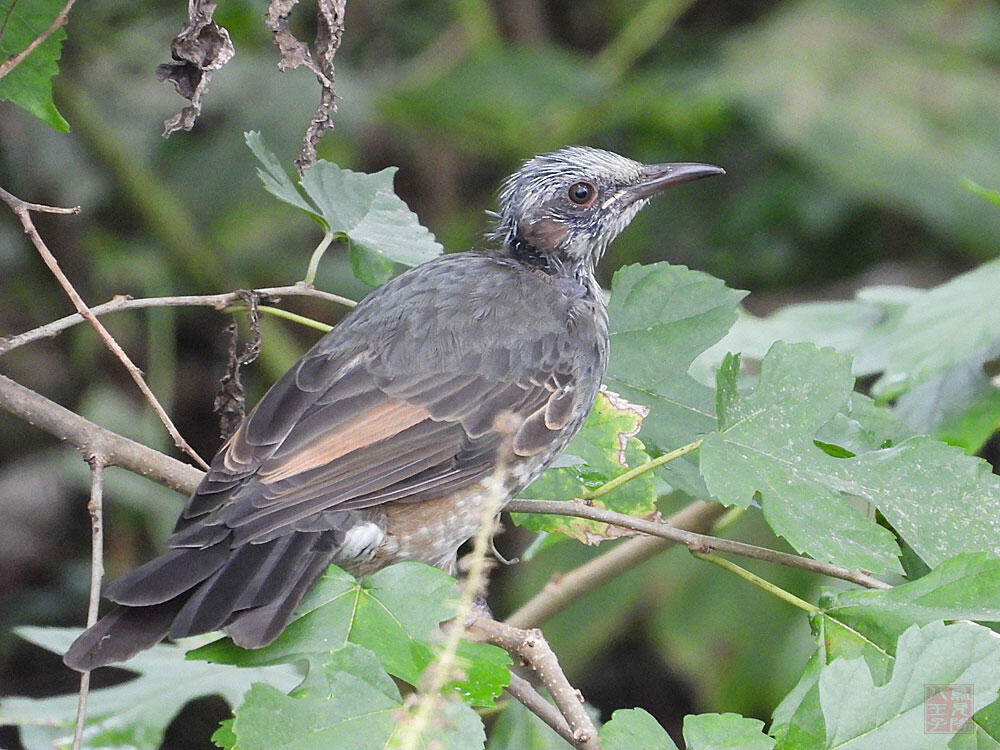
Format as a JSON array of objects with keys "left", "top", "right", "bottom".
[{"left": 175, "top": 347, "right": 573, "bottom": 548}]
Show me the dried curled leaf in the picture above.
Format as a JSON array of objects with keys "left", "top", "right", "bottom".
[{"left": 156, "top": 0, "right": 235, "bottom": 137}]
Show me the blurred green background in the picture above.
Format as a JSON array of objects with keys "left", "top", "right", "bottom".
[{"left": 1, "top": 0, "right": 998, "bottom": 747}]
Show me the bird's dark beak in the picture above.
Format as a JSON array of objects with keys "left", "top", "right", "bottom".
[{"left": 626, "top": 162, "right": 725, "bottom": 203}]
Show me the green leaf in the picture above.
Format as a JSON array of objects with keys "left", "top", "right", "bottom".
[
  {"left": 211, "top": 719, "right": 236, "bottom": 749},
  {"left": 874, "top": 259, "right": 1000, "bottom": 397},
  {"left": 486, "top": 698, "right": 573, "bottom": 749},
  {"left": 701, "top": 342, "right": 902, "bottom": 573},
  {"left": 516, "top": 390, "right": 656, "bottom": 543},
  {"left": 605, "top": 262, "right": 746, "bottom": 496},
  {"left": 821, "top": 553, "right": 1000, "bottom": 656},
  {"left": 819, "top": 622, "right": 1000, "bottom": 748},
  {"left": 682, "top": 713, "right": 775, "bottom": 750},
  {"left": 600, "top": 708, "right": 680, "bottom": 750},
  {"left": 190, "top": 562, "right": 510, "bottom": 706},
  {"left": 702, "top": 342, "right": 1000, "bottom": 573},
  {"left": 349, "top": 242, "right": 397, "bottom": 286},
  {"left": 228, "top": 643, "right": 402, "bottom": 750},
  {"left": 0, "top": 0, "right": 70, "bottom": 131},
  {"left": 770, "top": 649, "right": 825, "bottom": 747},
  {"left": 245, "top": 132, "right": 442, "bottom": 284},
  {"left": 0, "top": 627, "right": 299, "bottom": 750}
]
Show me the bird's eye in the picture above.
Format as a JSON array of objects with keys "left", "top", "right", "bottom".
[{"left": 567, "top": 181, "right": 597, "bottom": 206}]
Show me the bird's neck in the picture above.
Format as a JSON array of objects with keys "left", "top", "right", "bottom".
[{"left": 508, "top": 235, "right": 593, "bottom": 283}]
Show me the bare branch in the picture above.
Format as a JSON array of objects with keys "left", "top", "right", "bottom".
[
  {"left": 156, "top": 0, "right": 235, "bottom": 136},
  {"left": 469, "top": 616, "right": 600, "bottom": 749},
  {"left": 508, "top": 498, "right": 892, "bottom": 595},
  {"left": 72, "top": 458, "right": 106, "bottom": 750},
  {"left": 0, "top": 373, "right": 202, "bottom": 495},
  {"left": 506, "top": 501, "right": 726, "bottom": 628},
  {"left": 0, "top": 187, "right": 209, "bottom": 468},
  {"left": 503, "top": 673, "right": 576, "bottom": 745},
  {"left": 0, "top": 0, "right": 78, "bottom": 81},
  {"left": 0, "top": 284, "right": 355, "bottom": 356}
]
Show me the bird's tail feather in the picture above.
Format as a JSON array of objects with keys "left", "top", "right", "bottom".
[{"left": 62, "top": 599, "right": 184, "bottom": 672}]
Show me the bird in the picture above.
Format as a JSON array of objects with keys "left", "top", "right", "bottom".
[{"left": 63, "top": 146, "right": 723, "bottom": 671}]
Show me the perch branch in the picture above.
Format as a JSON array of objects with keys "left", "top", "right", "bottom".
[
  {"left": 505, "top": 501, "right": 725, "bottom": 629},
  {"left": 508, "top": 498, "right": 891, "bottom": 591},
  {"left": 0, "top": 187, "right": 208, "bottom": 469}
]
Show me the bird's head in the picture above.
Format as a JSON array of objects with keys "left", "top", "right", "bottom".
[{"left": 491, "top": 146, "right": 724, "bottom": 274}]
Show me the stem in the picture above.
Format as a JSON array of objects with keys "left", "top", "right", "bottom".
[
  {"left": 691, "top": 551, "right": 816, "bottom": 613},
  {"left": 228, "top": 304, "right": 334, "bottom": 333},
  {"left": 303, "top": 231, "right": 337, "bottom": 285},
  {"left": 582, "top": 438, "right": 702, "bottom": 501}
]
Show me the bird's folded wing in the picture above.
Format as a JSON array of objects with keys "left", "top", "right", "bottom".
[{"left": 169, "top": 340, "right": 575, "bottom": 548}]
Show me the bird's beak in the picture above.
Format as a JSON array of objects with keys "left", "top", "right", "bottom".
[{"left": 626, "top": 162, "right": 726, "bottom": 203}]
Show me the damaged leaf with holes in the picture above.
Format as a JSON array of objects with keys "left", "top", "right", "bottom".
[{"left": 514, "top": 389, "right": 657, "bottom": 543}]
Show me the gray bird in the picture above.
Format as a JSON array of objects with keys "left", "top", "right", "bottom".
[{"left": 64, "top": 147, "right": 723, "bottom": 671}]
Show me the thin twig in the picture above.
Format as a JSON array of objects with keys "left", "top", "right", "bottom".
[
  {"left": 72, "top": 457, "right": 106, "bottom": 750},
  {"left": 468, "top": 616, "right": 599, "bottom": 749},
  {"left": 0, "top": 0, "right": 78, "bottom": 80},
  {"left": 0, "top": 285, "right": 354, "bottom": 356},
  {"left": 0, "top": 187, "right": 209, "bottom": 469},
  {"left": 508, "top": 498, "right": 891, "bottom": 590},
  {"left": 505, "top": 501, "right": 725, "bottom": 629},
  {"left": 503, "top": 673, "right": 576, "bottom": 745}
]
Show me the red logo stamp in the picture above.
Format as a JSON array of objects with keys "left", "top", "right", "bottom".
[{"left": 925, "top": 684, "right": 974, "bottom": 733}]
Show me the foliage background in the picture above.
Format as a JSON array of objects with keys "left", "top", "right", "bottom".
[{"left": 1, "top": 0, "right": 998, "bottom": 747}]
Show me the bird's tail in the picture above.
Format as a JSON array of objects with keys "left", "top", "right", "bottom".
[
  {"left": 62, "top": 530, "right": 340, "bottom": 671},
  {"left": 62, "top": 599, "right": 185, "bottom": 671}
]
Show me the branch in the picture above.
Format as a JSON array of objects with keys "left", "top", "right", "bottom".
[
  {"left": 0, "top": 285, "right": 354, "bottom": 356},
  {"left": 505, "top": 500, "right": 725, "bottom": 629},
  {"left": 0, "top": 373, "right": 202, "bottom": 495},
  {"left": 469, "top": 616, "right": 600, "bottom": 749},
  {"left": 0, "top": 187, "right": 209, "bottom": 469},
  {"left": 503, "top": 672, "right": 576, "bottom": 745},
  {"left": 0, "top": 0, "right": 78, "bottom": 81},
  {"left": 508, "top": 499, "right": 892, "bottom": 591}
]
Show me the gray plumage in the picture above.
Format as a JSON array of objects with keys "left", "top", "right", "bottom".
[{"left": 64, "top": 147, "right": 723, "bottom": 671}]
